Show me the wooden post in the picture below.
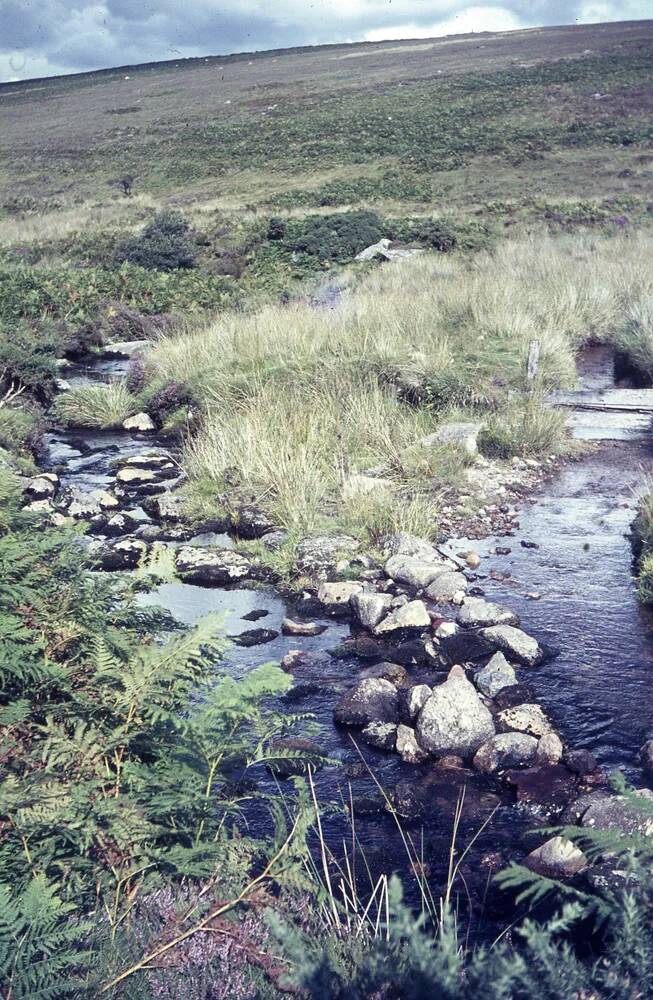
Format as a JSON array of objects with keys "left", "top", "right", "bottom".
[{"left": 527, "top": 339, "right": 540, "bottom": 389}]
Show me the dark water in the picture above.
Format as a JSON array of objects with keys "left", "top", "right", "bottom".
[{"left": 43, "top": 345, "right": 653, "bottom": 923}]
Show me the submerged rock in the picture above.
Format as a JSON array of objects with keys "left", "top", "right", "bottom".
[
  {"left": 175, "top": 547, "right": 252, "bottom": 585},
  {"left": 266, "top": 737, "right": 327, "bottom": 778},
  {"left": 333, "top": 678, "right": 400, "bottom": 728},
  {"left": 524, "top": 837, "right": 588, "bottom": 878},
  {"left": 416, "top": 668, "right": 495, "bottom": 758}
]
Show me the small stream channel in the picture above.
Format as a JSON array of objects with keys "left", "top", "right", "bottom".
[{"left": 43, "top": 342, "right": 653, "bottom": 929}]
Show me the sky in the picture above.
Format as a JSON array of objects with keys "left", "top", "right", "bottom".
[{"left": 0, "top": 0, "right": 650, "bottom": 82}]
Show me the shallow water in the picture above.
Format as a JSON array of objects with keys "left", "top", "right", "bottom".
[{"left": 43, "top": 344, "right": 653, "bottom": 923}]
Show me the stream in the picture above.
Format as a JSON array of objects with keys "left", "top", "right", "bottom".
[{"left": 43, "top": 341, "right": 653, "bottom": 929}]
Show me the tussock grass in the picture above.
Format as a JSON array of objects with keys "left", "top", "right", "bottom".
[
  {"left": 149, "top": 232, "right": 653, "bottom": 536},
  {"left": 51, "top": 383, "right": 136, "bottom": 430}
]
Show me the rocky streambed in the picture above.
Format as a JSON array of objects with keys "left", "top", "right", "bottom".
[{"left": 21, "top": 341, "right": 653, "bottom": 929}]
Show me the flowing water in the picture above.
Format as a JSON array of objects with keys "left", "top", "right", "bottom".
[{"left": 43, "top": 342, "right": 653, "bottom": 927}]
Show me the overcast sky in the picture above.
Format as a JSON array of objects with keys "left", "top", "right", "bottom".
[{"left": 0, "top": 0, "right": 650, "bottom": 82}]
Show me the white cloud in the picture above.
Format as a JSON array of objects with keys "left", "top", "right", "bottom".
[{"left": 365, "top": 5, "right": 527, "bottom": 42}]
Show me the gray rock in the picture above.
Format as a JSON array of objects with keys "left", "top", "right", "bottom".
[
  {"left": 317, "top": 581, "right": 363, "bottom": 606},
  {"left": 472, "top": 733, "right": 539, "bottom": 773},
  {"left": 176, "top": 547, "right": 252, "bottom": 585},
  {"left": 481, "top": 625, "right": 544, "bottom": 667},
  {"left": 99, "top": 538, "right": 148, "bottom": 570},
  {"left": 497, "top": 703, "right": 552, "bottom": 738},
  {"left": 424, "top": 572, "right": 468, "bottom": 602},
  {"left": 361, "top": 721, "right": 398, "bottom": 751},
  {"left": 405, "top": 684, "right": 432, "bottom": 721},
  {"left": 122, "top": 412, "right": 155, "bottom": 432},
  {"left": 536, "top": 732, "right": 564, "bottom": 764},
  {"left": 396, "top": 725, "right": 428, "bottom": 764},
  {"left": 359, "top": 661, "right": 409, "bottom": 686},
  {"left": 474, "top": 652, "right": 517, "bottom": 698},
  {"left": 281, "top": 618, "right": 327, "bottom": 637},
  {"left": 381, "top": 532, "right": 441, "bottom": 562},
  {"left": 416, "top": 668, "right": 495, "bottom": 758},
  {"left": 116, "top": 467, "right": 157, "bottom": 486},
  {"left": 438, "top": 629, "right": 497, "bottom": 665},
  {"left": 350, "top": 590, "right": 393, "bottom": 629},
  {"left": 295, "top": 534, "right": 360, "bottom": 580},
  {"left": 373, "top": 600, "right": 431, "bottom": 636},
  {"left": 524, "top": 837, "right": 588, "bottom": 878},
  {"left": 144, "top": 492, "right": 183, "bottom": 521},
  {"left": 104, "top": 339, "right": 153, "bottom": 358},
  {"left": 581, "top": 790, "right": 653, "bottom": 836},
  {"left": 261, "top": 530, "right": 288, "bottom": 552},
  {"left": 640, "top": 739, "right": 653, "bottom": 780},
  {"left": 384, "top": 554, "right": 453, "bottom": 590},
  {"left": 425, "top": 422, "right": 483, "bottom": 457},
  {"left": 122, "top": 454, "right": 174, "bottom": 470},
  {"left": 458, "top": 597, "right": 519, "bottom": 629},
  {"left": 25, "top": 476, "right": 56, "bottom": 500},
  {"left": 103, "top": 513, "right": 138, "bottom": 538},
  {"left": 564, "top": 748, "right": 598, "bottom": 775},
  {"left": 333, "top": 678, "right": 400, "bottom": 728}
]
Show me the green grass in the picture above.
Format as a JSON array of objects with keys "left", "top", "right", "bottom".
[{"left": 51, "top": 383, "right": 136, "bottom": 429}]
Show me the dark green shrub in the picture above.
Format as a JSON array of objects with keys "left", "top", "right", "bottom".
[
  {"left": 114, "top": 210, "right": 197, "bottom": 272},
  {"left": 267, "top": 216, "right": 286, "bottom": 241},
  {"left": 0, "top": 321, "right": 64, "bottom": 401},
  {"left": 281, "top": 211, "right": 384, "bottom": 261}
]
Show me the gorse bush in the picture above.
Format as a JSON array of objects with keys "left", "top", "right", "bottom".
[
  {"left": 114, "top": 210, "right": 198, "bottom": 272},
  {"left": 281, "top": 210, "right": 385, "bottom": 260}
]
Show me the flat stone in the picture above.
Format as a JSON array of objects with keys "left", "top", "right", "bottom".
[
  {"left": 438, "top": 629, "right": 497, "bottom": 665},
  {"left": 396, "top": 724, "right": 428, "bottom": 764},
  {"left": 482, "top": 625, "right": 544, "bottom": 667},
  {"left": 416, "top": 671, "right": 495, "bottom": 758},
  {"left": 334, "top": 678, "right": 400, "bottom": 728},
  {"left": 175, "top": 547, "right": 252, "bottom": 585},
  {"left": 425, "top": 572, "right": 468, "bottom": 602},
  {"left": 473, "top": 733, "right": 539, "bottom": 773},
  {"left": 373, "top": 600, "right": 431, "bottom": 636},
  {"left": 458, "top": 597, "right": 519, "bottom": 629},
  {"left": 317, "top": 581, "right": 363, "bottom": 606},
  {"left": 281, "top": 618, "right": 327, "bottom": 637},
  {"left": 350, "top": 590, "right": 393, "bottom": 629},
  {"left": 25, "top": 476, "right": 56, "bottom": 500},
  {"left": 497, "top": 703, "right": 552, "bottom": 738},
  {"left": 474, "top": 652, "right": 517, "bottom": 698},
  {"left": 98, "top": 538, "right": 148, "bottom": 570},
  {"left": 503, "top": 764, "right": 578, "bottom": 810},
  {"left": 524, "top": 837, "right": 588, "bottom": 878},
  {"left": 116, "top": 467, "right": 156, "bottom": 485},
  {"left": 384, "top": 554, "right": 454, "bottom": 590}
]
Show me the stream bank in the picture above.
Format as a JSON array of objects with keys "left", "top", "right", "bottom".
[{"left": 27, "top": 339, "right": 653, "bottom": 927}]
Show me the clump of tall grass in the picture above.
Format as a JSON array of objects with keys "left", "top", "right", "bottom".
[
  {"left": 51, "top": 383, "right": 136, "bottom": 429},
  {"left": 150, "top": 232, "right": 652, "bottom": 534}
]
